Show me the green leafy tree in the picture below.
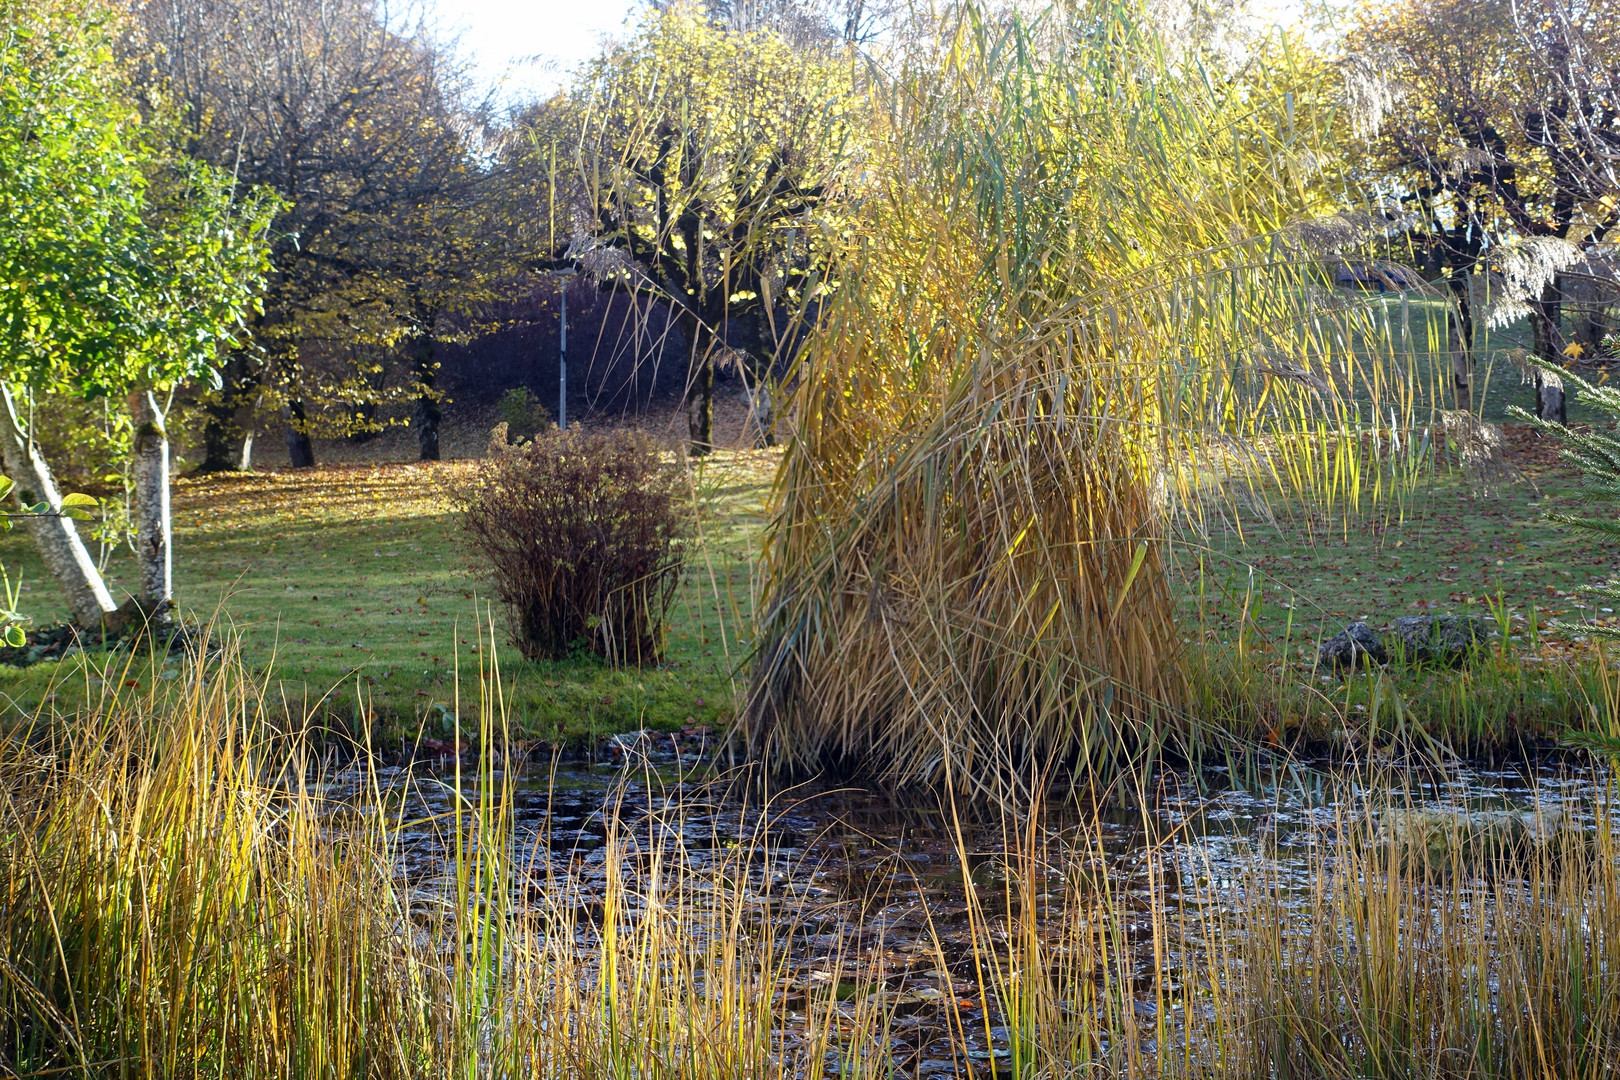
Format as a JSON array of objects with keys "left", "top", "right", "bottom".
[
  {"left": 380, "top": 121, "right": 521, "bottom": 462},
  {"left": 0, "top": 0, "right": 274, "bottom": 624}
]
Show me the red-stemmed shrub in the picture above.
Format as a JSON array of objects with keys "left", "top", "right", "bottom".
[{"left": 457, "top": 428, "right": 686, "bottom": 665}]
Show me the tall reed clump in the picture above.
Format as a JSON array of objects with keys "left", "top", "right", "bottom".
[
  {"left": 1221, "top": 790, "right": 1620, "bottom": 1077},
  {"left": 458, "top": 427, "right": 687, "bottom": 665},
  {"left": 748, "top": 1, "right": 1442, "bottom": 799},
  {"left": 941, "top": 773, "right": 1620, "bottom": 1079},
  {"left": 0, "top": 636, "right": 862, "bottom": 1078},
  {"left": 0, "top": 646, "right": 427, "bottom": 1075}
]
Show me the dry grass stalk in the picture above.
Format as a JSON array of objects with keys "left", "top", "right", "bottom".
[{"left": 0, "top": 635, "right": 860, "bottom": 1078}]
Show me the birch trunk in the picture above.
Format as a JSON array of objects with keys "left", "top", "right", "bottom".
[
  {"left": 0, "top": 384, "right": 118, "bottom": 627},
  {"left": 130, "top": 390, "right": 172, "bottom": 614}
]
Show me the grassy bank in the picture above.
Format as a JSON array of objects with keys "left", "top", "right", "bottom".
[{"left": 1176, "top": 425, "right": 1618, "bottom": 752}]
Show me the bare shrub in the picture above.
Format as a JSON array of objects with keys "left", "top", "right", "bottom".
[{"left": 457, "top": 429, "right": 686, "bottom": 665}]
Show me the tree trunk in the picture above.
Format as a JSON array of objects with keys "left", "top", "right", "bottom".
[
  {"left": 1531, "top": 280, "right": 1568, "bottom": 424},
  {"left": 286, "top": 399, "right": 316, "bottom": 468},
  {"left": 747, "top": 379, "right": 775, "bottom": 447},
  {"left": 130, "top": 391, "right": 172, "bottom": 617},
  {"left": 1566, "top": 273, "right": 1615, "bottom": 357},
  {"left": 198, "top": 398, "right": 238, "bottom": 473},
  {"left": 1536, "top": 368, "right": 1567, "bottom": 424},
  {"left": 239, "top": 430, "right": 255, "bottom": 471},
  {"left": 414, "top": 336, "right": 440, "bottom": 462},
  {"left": 1530, "top": 281, "right": 1565, "bottom": 360},
  {"left": 0, "top": 384, "right": 117, "bottom": 627},
  {"left": 196, "top": 352, "right": 255, "bottom": 473},
  {"left": 686, "top": 321, "right": 714, "bottom": 457},
  {"left": 1447, "top": 272, "right": 1474, "bottom": 411}
]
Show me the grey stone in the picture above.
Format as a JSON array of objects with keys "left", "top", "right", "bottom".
[
  {"left": 1389, "top": 614, "right": 1488, "bottom": 666},
  {"left": 1318, "top": 622, "right": 1387, "bottom": 670}
]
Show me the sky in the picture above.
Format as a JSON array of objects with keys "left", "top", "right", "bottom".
[
  {"left": 427, "top": 0, "right": 1314, "bottom": 110},
  {"left": 425, "top": 0, "right": 643, "bottom": 107}
]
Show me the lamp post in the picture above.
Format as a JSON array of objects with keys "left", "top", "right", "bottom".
[
  {"left": 556, "top": 267, "right": 576, "bottom": 431},
  {"left": 559, "top": 285, "right": 566, "bottom": 432}
]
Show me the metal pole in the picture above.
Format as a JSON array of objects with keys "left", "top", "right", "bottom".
[{"left": 558, "top": 281, "right": 567, "bottom": 431}]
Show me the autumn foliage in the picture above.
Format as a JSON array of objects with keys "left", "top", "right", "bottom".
[{"left": 457, "top": 429, "right": 686, "bottom": 665}]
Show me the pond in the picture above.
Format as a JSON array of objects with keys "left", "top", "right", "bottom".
[{"left": 319, "top": 741, "right": 1616, "bottom": 1076}]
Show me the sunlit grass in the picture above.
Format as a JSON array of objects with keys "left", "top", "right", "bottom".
[
  {"left": 0, "top": 426, "right": 1601, "bottom": 760},
  {"left": 0, "top": 451, "right": 778, "bottom": 740}
]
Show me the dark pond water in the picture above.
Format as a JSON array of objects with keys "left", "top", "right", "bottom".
[{"left": 320, "top": 740, "right": 1610, "bottom": 1075}]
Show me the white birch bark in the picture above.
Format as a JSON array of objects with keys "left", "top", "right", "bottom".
[
  {"left": 130, "top": 390, "right": 172, "bottom": 611},
  {"left": 0, "top": 383, "right": 118, "bottom": 626}
]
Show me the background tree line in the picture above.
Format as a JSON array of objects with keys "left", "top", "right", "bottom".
[
  {"left": 118, "top": 0, "right": 874, "bottom": 466},
  {"left": 3, "top": 0, "right": 1618, "bottom": 624},
  {"left": 119, "top": 0, "right": 1620, "bottom": 472}
]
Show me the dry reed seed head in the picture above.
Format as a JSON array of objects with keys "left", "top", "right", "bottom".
[
  {"left": 1444, "top": 144, "right": 1498, "bottom": 175},
  {"left": 1280, "top": 211, "right": 1401, "bottom": 260},
  {"left": 1484, "top": 235, "right": 1587, "bottom": 330},
  {"left": 457, "top": 426, "right": 688, "bottom": 665},
  {"left": 1337, "top": 46, "right": 1410, "bottom": 138},
  {"left": 1439, "top": 409, "right": 1515, "bottom": 488}
]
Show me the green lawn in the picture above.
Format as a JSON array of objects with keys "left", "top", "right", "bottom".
[
  {"left": 1175, "top": 422, "right": 1616, "bottom": 746},
  {"left": 1183, "top": 432, "right": 1614, "bottom": 642},
  {"left": 0, "top": 450, "right": 778, "bottom": 744}
]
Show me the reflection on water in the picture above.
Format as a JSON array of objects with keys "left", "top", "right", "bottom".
[{"left": 321, "top": 747, "right": 1610, "bottom": 1075}]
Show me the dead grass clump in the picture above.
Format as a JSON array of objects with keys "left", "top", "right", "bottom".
[
  {"left": 746, "top": 232, "right": 1186, "bottom": 800},
  {"left": 0, "top": 638, "right": 849, "bottom": 1078},
  {"left": 0, "top": 647, "right": 425, "bottom": 1074},
  {"left": 950, "top": 775, "right": 1620, "bottom": 1079},
  {"left": 457, "top": 427, "right": 686, "bottom": 665}
]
